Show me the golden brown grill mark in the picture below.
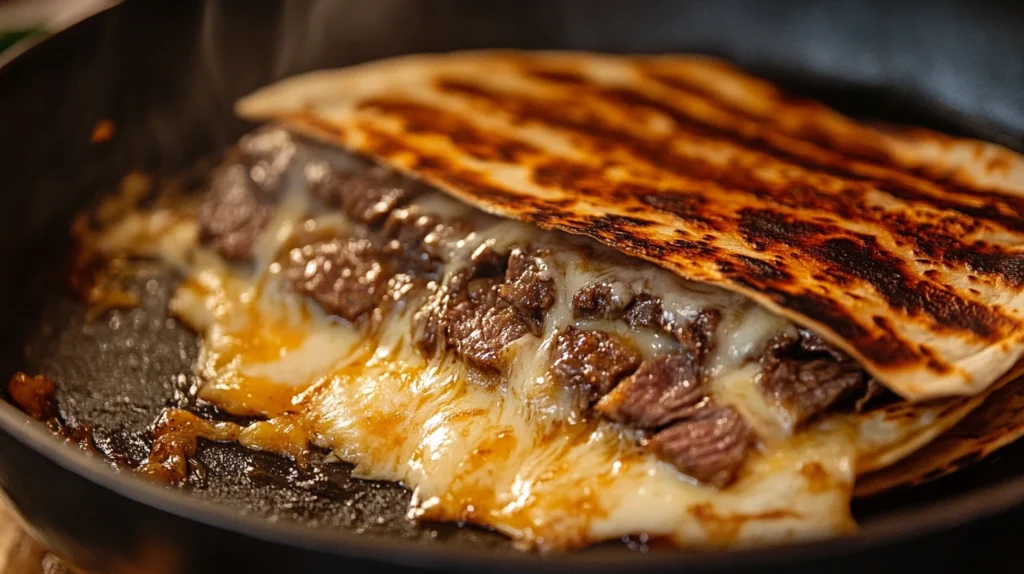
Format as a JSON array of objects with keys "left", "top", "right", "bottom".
[
  {"left": 736, "top": 207, "right": 1010, "bottom": 341},
  {"left": 641, "top": 69, "right": 894, "bottom": 166},
  {"left": 445, "top": 75, "right": 1024, "bottom": 238},
  {"left": 808, "top": 236, "right": 1011, "bottom": 340},
  {"left": 342, "top": 100, "right": 1017, "bottom": 366},
  {"left": 523, "top": 68, "right": 590, "bottom": 86},
  {"left": 247, "top": 52, "right": 1024, "bottom": 399},
  {"left": 354, "top": 117, "right": 949, "bottom": 371},
  {"left": 435, "top": 78, "right": 1024, "bottom": 299},
  {"left": 945, "top": 246, "right": 1024, "bottom": 286},
  {"left": 359, "top": 98, "right": 540, "bottom": 163},
  {"left": 640, "top": 66, "right": 1024, "bottom": 200}
]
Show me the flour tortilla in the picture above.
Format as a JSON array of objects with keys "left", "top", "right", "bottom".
[
  {"left": 238, "top": 50, "right": 1024, "bottom": 402},
  {"left": 856, "top": 373, "right": 1024, "bottom": 496}
]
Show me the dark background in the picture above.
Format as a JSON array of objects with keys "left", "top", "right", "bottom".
[{"left": 2, "top": 1, "right": 1024, "bottom": 572}]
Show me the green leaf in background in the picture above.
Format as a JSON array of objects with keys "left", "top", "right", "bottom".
[{"left": 0, "top": 27, "right": 39, "bottom": 53}]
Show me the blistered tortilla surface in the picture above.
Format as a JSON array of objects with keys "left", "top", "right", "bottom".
[{"left": 238, "top": 50, "right": 1024, "bottom": 401}]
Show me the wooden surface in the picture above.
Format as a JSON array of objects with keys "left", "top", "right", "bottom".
[{"left": 0, "top": 501, "right": 80, "bottom": 574}]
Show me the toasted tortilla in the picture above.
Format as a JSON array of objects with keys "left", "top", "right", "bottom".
[
  {"left": 80, "top": 135, "right": 1017, "bottom": 549},
  {"left": 855, "top": 373, "right": 1024, "bottom": 496},
  {"left": 237, "top": 50, "right": 1024, "bottom": 402}
]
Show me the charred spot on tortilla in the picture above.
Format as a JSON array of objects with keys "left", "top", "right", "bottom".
[
  {"left": 25, "top": 50, "right": 1024, "bottom": 552},
  {"left": 243, "top": 50, "right": 1024, "bottom": 399}
]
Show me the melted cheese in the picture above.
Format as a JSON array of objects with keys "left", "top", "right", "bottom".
[
  {"left": 168, "top": 252, "right": 858, "bottom": 548},
  {"left": 155, "top": 170, "right": 857, "bottom": 548},
  {"left": 86, "top": 139, "right": 979, "bottom": 550}
]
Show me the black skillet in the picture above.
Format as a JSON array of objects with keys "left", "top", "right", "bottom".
[{"left": 3, "top": 1, "right": 1024, "bottom": 572}]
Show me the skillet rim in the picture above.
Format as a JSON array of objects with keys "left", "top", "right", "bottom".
[
  {"left": 4, "top": 398, "right": 1024, "bottom": 572},
  {"left": 2, "top": 4, "right": 1024, "bottom": 571}
]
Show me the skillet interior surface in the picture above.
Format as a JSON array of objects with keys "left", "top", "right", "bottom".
[{"left": 3, "top": 1, "right": 1024, "bottom": 572}]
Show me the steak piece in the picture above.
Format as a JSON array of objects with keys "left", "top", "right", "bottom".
[
  {"left": 442, "top": 274, "right": 531, "bottom": 372},
  {"left": 311, "top": 163, "right": 420, "bottom": 225},
  {"left": 572, "top": 280, "right": 632, "bottom": 320},
  {"left": 758, "top": 331, "right": 867, "bottom": 427},
  {"left": 199, "top": 127, "right": 297, "bottom": 260},
  {"left": 673, "top": 309, "right": 721, "bottom": 365},
  {"left": 415, "top": 247, "right": 555, "bottom": 371},
  {"left": 650, "top": 406, "right": 752, "bottom": 488},
  {"left": 285, "top": 237, "right": 392, "bottom": 322},
  {"left": 550, "top": 326, "right": 641, "bottom": 402},
  {"left": 238, "top": 126, "right": 297, "bottom": 193},
  {"left": 572, "top": 285, "right": 722, "bottom": 372},
  {"left": 198, "top": 164, "right": 275, "bottom": 261},
  {"left": 498, "top": 248, "right": 556, "bottom": 334},
  {"left": 760, "top": 357, "right": 865, "bottom": 427},
  {"left": 595, "top": 354, "right": 710, "bottom": 428},
  {"left": 468, "top": 244, "right": 505, "bottom": 276},
  {"left": 623, "top": 293, "right": 663, "bottom": 329},
  {"left": 382, "top": 208, "right": 446, "bottom": 276}
]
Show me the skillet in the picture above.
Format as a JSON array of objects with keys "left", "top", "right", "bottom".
[{"left": 3, "top": 1, "right": 1024, "bottom": 572}]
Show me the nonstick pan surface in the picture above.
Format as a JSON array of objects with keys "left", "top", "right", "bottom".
[{"left": 3, "top": 1, "right": 1024, "bottom": 572}]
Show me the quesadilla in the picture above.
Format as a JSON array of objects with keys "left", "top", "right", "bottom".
[
  {"left": 855, "top": 377, "right": 1024, "bottom": 497},
  {"left": 68, "top": 51, "right": 1024, "bottom": 550}
]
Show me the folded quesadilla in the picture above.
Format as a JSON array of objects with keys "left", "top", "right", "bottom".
[{"left": 69, "top": 51, "right": 1024, "bottom": 550}]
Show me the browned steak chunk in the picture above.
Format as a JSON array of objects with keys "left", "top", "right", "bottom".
[
  {"left": 198, "top": 164, "right": 275, "bottom": 261},
  {"left": 238, "top": 126, "right": 297, "bottom": 193},
  {"left": 759, "top": 331, "right": 866, "bottom": 427},
  {"left": 760, "top": 356, "right": 865, "bottom": 427},
  {"left": 550, "top": 326, "right": 641, "bottom": 402},
  {"left": 199, "top": 127, "right": 298, "bottom": 261},
  {"left": 382, "top": 208, "right": 446, "bottom": 276},
  {"left": 650, "top": 406, "right": 752, "bottom": 488},
  {"left": 310, "top": 163, "right": 420, "bottom": 225},
  {"left": 572, "top": 280, "right": 632, "bottom": 320},
  {"left": 595, "top": 354, "right": 710, "bottom": 428},
  {"left": 468, "top": 244, "right": 506, "bottom": 276},
  {"left": 285, "top": 237, "right": 392, "bottom": 322},
  {"left": 570, "top": 284, "right": 721, "bottom": 370},
  {"left": 443, "top": 274, "right": 532, "bottom": 371},
  {"left": 673, "top": 309, "right": 721, "bottom": 364},
  {"left": 414, "top": 247, "right": 556, "bottom": 370},
  {"left": 498, "top": 248, "right": 555, "bottom": 334},
  {"left": 623, "top": 293, "right": 663, "bottom": 329}
]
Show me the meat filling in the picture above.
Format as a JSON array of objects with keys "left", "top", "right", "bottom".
[
  {"left": 311, "top": 162, "right": 422, "bottom": 226},
  {"left": 498, "top": 248, "right": 556, "bottom": 334},
  {"left": 411, "top": 245, "right": 555, "bottom": 371},
  {"left": 238, "top": 126, "right": 297, "bottom": 193},
  {"left": 443, "top": 272, "right": 534, "bottom": 371},
  {"left": 381, "top": 208, "right": 447, "bottom": 277},
  {"left": 650, "top": 406, "right": 752, "bottom": 488},
  {"left": 572, "top": 280, "right": 632, "bottom": 319},
  {"left": 550, "top": 326, "right": 642, "bottom": 402},
  {"left": 196, "top": 131, "right": 877, "bottom": 488},
  {"left": 198, "top": 164, "right": 276, "bottom": 261},
  {"left": 571, "top": 282, "right": 721, "bottom": 366},
  {"left": 198, "top": 127, "right": 297, "bottom": 260},
  {"left": 285, "top": 237, "right": 392, "bottom": 322},
  {"left": 596, "top": 354, "right": 710, "bottom": 428},
  {"left": 759, "top": 329, "right": 867, "bottom": 427}
]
